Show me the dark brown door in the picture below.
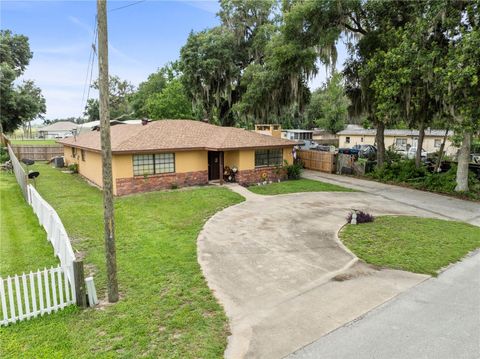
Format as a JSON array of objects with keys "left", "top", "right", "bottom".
[{"left": 208, "top": 151, "right": 220, "bottom": 180}]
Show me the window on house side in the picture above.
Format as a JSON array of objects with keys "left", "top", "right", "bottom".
[
  {"left": 255, "top": 149, "right": 282, "bottom": 167},
  {"left": 154, "top": 153, "right": 175, "bottom": 173},
  {"left": 81, "top": 150, "right": 86, "bottom": 161},
  {"left": 133, "top": 153, "right": 175, "bottom": 176},
  {"left": 346, "top": 137, "right": 350, "bottom": 144},
  {"left": 434, "top": 139, "right": 442, "bottom": 148},
  {"left": 395, "top": 138, "right": 407, "bottom": 148},
  {"left": 71, "top": 147, "right": 77, "bottom": 157}
]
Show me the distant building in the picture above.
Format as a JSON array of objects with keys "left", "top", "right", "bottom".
[
  {"left": 76, "top": 119, "right": 143, "bottom": 134},
  {"left": 254, "top": 124, "right": 282, "bottom": 138},
  {"left": 38, "top": 121, "right": 78, "bottom": 139},
  {"left": 312, "top": 128, "right": 338, "bottom": 146},
  {"left": 281, "top": 129, "right": 316, "bottom": 149},
  {"left": 337, "top": 128, "right": 457, "bottom": 156}
]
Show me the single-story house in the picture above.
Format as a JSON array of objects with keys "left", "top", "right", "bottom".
[
  {"left": 337, "top": 128, "right": 458, "bottom": 156},
  {"left": 58, "top": 120, "right": 296, "bottom": 196},
  {"left": 38, "top": 121, "right": 78, "bottom": 139}
]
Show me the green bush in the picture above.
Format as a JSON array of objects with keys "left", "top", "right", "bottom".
[
  {"left": 0, "top": 147, "right": 9, "bottom": 163},
  {"left": 370, "top": 160, "right": 427, "bottom": 182},
  {"left": 68, "top": 163, "right": 78, "bottom": 173},
  {"left": 283, "top": 160, "right": 303, "bottom": 180}
]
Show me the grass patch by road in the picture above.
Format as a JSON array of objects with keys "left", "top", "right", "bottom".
[
  {"left": 340, "top": 216, "right": 480, "bottom": 276},
  {"left": 0, "top": 172, "right": 57, "bottom": 276},
  {"left": 248, "top": 178, "right": 354, "bottom": 195},
  {"left": 0, "top": 164, "right": 244, "bottom": 358},
  {"left": 9, "top": 139, "right": 58, "bottom": 145}
]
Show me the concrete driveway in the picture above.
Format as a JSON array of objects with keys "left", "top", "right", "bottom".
[{"left": 197, "top": 181, "right": 460, "bottom": 358}]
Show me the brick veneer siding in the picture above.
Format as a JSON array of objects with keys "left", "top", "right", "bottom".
[
  {"left": 116, "top": 170, "right": 208, "bottom": 196},
  {"left": 236, "top": 166, "right": 286, "bottom": 186}
]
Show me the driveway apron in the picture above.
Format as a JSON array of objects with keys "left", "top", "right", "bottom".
[{"left": 197, "top": 183, "right": 445, "bottom": 358}]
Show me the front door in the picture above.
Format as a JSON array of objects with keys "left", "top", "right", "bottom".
[{"left": 208, "top": 151, "right": 220, "bottom": 180}]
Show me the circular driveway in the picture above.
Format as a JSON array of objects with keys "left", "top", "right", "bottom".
[{"left": 198, "top": 188, "right": 435, "bottom": 359}]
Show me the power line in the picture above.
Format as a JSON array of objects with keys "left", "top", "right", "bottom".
[{"left": 109, "top": 0, "right": 146, "bottom": 13}]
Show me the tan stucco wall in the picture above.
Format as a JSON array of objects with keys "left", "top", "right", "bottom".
[
  {"left": 338, "top": 134, "right": 457, "bottom": 156},
  {"left": 238, "top": 150, "right": 255, "bottom": 170},
  {"left": 224, "top": 151, "right": 240, "bottom": 169},
  {"left": 63, "top": 145, "right": 78, "bottom": 166},
  {"left": 78, "top": 150, "right": 103, "bottom": 187},
  {"left": 175, "top": 151, "right": 208, "bottom": 173},
  {"left": 283, "top": 147, "right": 293, "bottom": 165}
]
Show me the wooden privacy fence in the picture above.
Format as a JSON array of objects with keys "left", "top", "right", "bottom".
[
  {"left": 12, "top": 144, "right": 63, "bottom": 161},
  {"left": 0, "top": 266, "right": 75, "bottom": 326},
  {"left": 298, "top": 150, "right": 336, "bottom": 173}
]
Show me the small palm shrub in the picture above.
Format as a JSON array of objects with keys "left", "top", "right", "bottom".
[{"left": 346, "top": 211, "right": 375, "bottom": 224}]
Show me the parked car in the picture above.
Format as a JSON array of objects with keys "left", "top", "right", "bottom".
[
  {"left": 338, "top": 147, "right": 360, "bottom": 156},
  {"left": 397, "top": 147, "right": 427, "bottom": 160},
  {"left": 353, "top": 144, "right": 377, "bottom": 159}
]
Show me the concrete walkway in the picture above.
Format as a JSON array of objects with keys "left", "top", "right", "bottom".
[
  {"left": 287, "top": 251, "right": 480, "bottom": 359},
  {"left": 197, "top": 183, "right": 452, "bottom": 359},
  {"left": 303, "top": 170, "right": 480, "bottom": 226}
]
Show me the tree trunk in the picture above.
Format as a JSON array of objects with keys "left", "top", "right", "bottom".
[
  {"left": 455, "top": 131, "right": 471, "bottom": 192},
  {"left": 434, "top": 127, "right": 449, "bottom": 173},
  {"left": 415, "top": 121, "right": 425, "bottom": 168},
  {"left": 375, "top": 120, "right": 385, "bottom": 167}
]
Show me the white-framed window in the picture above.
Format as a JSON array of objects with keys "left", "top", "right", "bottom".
[
  {"left": 133, "top": 153, "right": 175, "bottom": 176},
  {"left": 395, "top": 138, "right": 407, "bottom": 148},
  {"left": 434, "top": 139, "right": 442, "bottom": 148},
  {"left": 255, "top": 149, "right": 283, "bottom": 167}
]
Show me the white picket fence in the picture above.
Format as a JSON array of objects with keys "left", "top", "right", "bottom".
[
  {"left": 1, "top": 145, "right": 80, "bottom": 326},
  {"left": 7, "top": 144, "right": 28, "bottom": 200},
  {"left": 27, "top": 185, "right": 76, "bottom": 285},
  {"left": 0, "top": 266, "right": 75, "bottom": 326}
]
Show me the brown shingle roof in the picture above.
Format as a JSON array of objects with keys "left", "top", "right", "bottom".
[{"left": 58, "top": 120, "right": 297, "bottom": 153}]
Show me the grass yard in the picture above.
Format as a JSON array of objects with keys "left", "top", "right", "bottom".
[
  {"left": 9, "top": 139, "right": 58, "bottom": 145},
  {"left": 0, "top": 172, "right": 57, "bottom": 276},
  {"left": 0, "top": 164, "right": 244, "bottom": 358},
  {"left": 248, "top": 178, "right": 354, "bottom": 195},
  {"left": 340, "top": 216, "right": 480, "bottom": 276}
]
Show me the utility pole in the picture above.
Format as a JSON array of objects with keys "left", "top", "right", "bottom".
[{"left": 97, "top": 0, "right": 119, "bottom": 303}]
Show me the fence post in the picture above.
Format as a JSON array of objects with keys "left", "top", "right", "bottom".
[{"left": 73, "top": 260, "right": 87, "bottom": 308}]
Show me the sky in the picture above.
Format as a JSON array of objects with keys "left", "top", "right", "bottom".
[{"left": 1, "top": 0, "right": 347, "bottom": 120}]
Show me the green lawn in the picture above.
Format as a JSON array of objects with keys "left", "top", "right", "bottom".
[
  {"left": 248, "top": 178, "right": 354, "bottom": 195},
  {"left": 0, "top": 172, "right": 58, "bottom": 276},
  {"left": 9, "top": 139, "right": 58, "bottom": 145},
  {"left": 0, "top": 164, "right": 244, "bottom": 358},
  {"left": 340, "top": 216, "right": 480, "bottom": 275}
]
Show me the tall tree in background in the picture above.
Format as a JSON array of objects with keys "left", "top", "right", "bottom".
[
  {"left": 144, "top": 78, "right": 193, "bottom": 119},
  {"left": 0, "top": 30, "right": 45, "bottom": 133},
  {"left": 130, "top": 67, "right": 168, "bottom": 117},
  {"left": 435, "top": 0, "right": 479, "bottom": 192},
  {"left": 84, "top": 75, "right": 135, "bottom": 121},
  {"left": 306, "top": 73, "right": 349, "bottom": 133},
  {"left": 181, "top": 0, "right": 299, "bottom": 126}
]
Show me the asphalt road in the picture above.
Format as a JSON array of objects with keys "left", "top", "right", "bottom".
[{"left": 287, "top": 251, "right": 480, "bottom": 359}]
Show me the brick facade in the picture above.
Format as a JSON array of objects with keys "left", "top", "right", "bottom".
[
  {"left": 236, "top": 166, "right": 286, "bottom": 186},
  {"left": 116, "top": 170, "right": 208, "bottom": 196}
]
